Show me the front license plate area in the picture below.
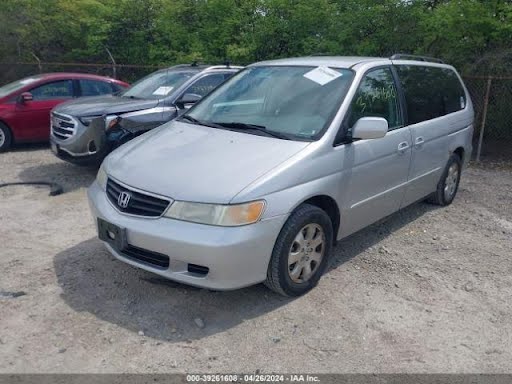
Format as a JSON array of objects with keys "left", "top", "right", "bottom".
[{"left": 97, "top": 218, "right": 127, "bottom": 251}]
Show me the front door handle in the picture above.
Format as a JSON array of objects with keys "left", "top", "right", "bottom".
[
  {"left": 397, "top": 141, "right": 409, "bottom": 154},
  {"left": 415, "top": 137, "right": 425, "bottom": 148}
]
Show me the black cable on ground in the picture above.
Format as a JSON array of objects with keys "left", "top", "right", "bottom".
[{"left": 0, "top": 181, "right": 64, "bottom": 196}]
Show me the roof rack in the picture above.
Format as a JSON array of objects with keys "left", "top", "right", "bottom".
[
  {"left": 168, "top": 63, "right": 243, "bottom": 71},
  {"left": 204, "top": 64, "right": 244, "bottom": 71},
  {"left": 390, "top": 54, "right": 444, "bottom": 64},
  {"left": 169, "top": 63, "right": 200, "bottom": 69}
]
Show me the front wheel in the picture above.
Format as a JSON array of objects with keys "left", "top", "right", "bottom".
[
  {"left": 427, "top": 153, "right": 462, "bottom": 206},
  {"left": 265, "top": 204, "right": 333, "bottom": 297}
]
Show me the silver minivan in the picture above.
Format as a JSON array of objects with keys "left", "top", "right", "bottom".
[{"left": 88, "top": 55, "right": 474, "bottom": 296}]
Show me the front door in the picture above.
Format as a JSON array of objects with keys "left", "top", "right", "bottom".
[
  {"left": 14, "top": 80, "right": 74, "bottom": 141},
  {"left": 338, "top": 67, "right": 412, "bottom": 237}
]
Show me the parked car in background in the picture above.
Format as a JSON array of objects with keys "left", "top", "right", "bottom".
[
  {"left": 50, "top": 63, "right": 242, "bottom": 165},
  {"left": 88, "top": 55, "right": 474, "bottom": 296},
  {"left": 0, "top": 73, "right": 128, "bottom": 152}
]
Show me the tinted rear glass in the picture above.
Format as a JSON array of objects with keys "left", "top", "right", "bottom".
[{"left": 396, "top": 65, "right": 466, "bottom": 125}]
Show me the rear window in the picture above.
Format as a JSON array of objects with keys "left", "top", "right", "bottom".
[{"left": 395, "top": 65, "right": 466, "bottom": 125}]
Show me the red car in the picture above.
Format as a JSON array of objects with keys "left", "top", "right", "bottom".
[{"left": 0, "top": 73, "right": 129, "bottom": 151}]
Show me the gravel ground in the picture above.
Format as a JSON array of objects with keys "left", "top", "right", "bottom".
[{"left": 0, "top": 145, "right": 511, "bottom": 373}]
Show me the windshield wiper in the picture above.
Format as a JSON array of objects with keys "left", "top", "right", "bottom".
[
  {"left": 179, "top": 115, "right": 225, "bottom": 129},
  {"left": 211, "top": 122, "right": 291, "bottom": 140}
]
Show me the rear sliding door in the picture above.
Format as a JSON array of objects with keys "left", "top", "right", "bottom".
[{"left": 395, "top": 65, "right": 468, "bottom": 207}]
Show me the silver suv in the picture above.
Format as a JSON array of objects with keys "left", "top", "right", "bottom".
[
  {"left": 88, "top": 55, "right": 474, "bottom": 296},
  {"left": 50, "top": 63, "right": 241, "bottom": 165}
]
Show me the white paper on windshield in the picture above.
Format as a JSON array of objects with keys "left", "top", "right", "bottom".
[
  {"left": 152, "top": 86, "right": 174, "bottom": 96},
  {"left": 303, "top": 66, "right": 342, "bottom": 85}
]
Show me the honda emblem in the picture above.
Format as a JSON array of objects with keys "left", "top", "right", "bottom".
[{"left": 117, "top": 191, "right": 131, "bottom": 209}]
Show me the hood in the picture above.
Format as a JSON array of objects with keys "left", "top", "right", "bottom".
[
  {"left": 105, "top": 121, "right": 310, "bottom": 204},
  {"left": 53, "top": 95, "right": 160, "bottom": 117}
]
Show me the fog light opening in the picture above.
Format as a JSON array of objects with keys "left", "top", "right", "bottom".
[
  {"left": 88, "top": 140, "right": 97, "bottom": 153},
  {"left": 187, "top": 263, "right": 209, "bottom": 277}
]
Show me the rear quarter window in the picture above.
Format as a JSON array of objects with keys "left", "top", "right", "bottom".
[{"left": 396, "top": 65, "right": 466, "bottom": 125}]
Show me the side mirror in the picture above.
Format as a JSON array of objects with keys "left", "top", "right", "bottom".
[
  {"left": 352, "top": 117, "right": 388, "bottom": 140},
  {"left": 19, "top": 92, "right": 33, "bottom": 104},
  {"left": 176, "top": 93, "right": 202, "bottom": 109}
]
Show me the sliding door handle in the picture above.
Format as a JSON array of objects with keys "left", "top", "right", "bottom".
[{"left": 414, "top": 137, "right": 425, "bottom": 148}]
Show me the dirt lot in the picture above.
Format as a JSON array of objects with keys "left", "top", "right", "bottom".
[{"left": 1, "top": 145, "right": 511, "bottom": 373}]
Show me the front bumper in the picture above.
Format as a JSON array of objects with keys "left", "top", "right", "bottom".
[
  {"left": 51, "top": 117, "right": 110, "bottom": 165},
  {"left": 87, "top": 181, "right": 288, "bottom": 290}
]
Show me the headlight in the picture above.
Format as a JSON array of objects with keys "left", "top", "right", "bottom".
[
  {"left": 164, "top": 200, "right": 265, "bottom": 226},
  {"left": 96, "top": 164, "right": 108, "bottom": 191},
  {"left": 79, "top": 115, "right": 101, "bottom": 126},
  {"left": 105, "top": 115, "right": 120, "bottom": 131}
]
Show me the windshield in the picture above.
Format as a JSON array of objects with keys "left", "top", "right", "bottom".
[
  {"left": 121, "top": 70, "right": 196, "bottom": 100},
  {"left": 0, "top": 76, "right": 42, "bottom": 98},
  {"left": 187, "top": 66, "right": 355, "bottom": 140}
]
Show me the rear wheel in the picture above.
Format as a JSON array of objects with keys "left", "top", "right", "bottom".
[
  {"left": 0, "top": 122, "right": 13, "bottom": 152},
  {"left": 427, "top": 153, "right": 462, "bottom": 206},
  {"left": 265, "top": 204, "right": 333, "bottom": 297}
]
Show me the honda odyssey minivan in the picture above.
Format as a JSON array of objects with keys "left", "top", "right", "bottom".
[{"left": 88, "top": 55, "right": 474, "bottom": 296}]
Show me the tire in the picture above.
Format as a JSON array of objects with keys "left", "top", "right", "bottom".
[
  {"left": 265, "top": 203, "right": 333, "bottom": 297},
  {"left": 427, "top": 153, "right": 462, "bottom": 206},
  {"left": 0, "top": 122, "right": 13, "bottom": 152}
]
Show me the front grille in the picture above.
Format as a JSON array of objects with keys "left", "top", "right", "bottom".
[
  {"left": 51, "top": 112, "right": 76, "bottom": 140},
  {"left": 121, "top": 244, "right": 169, "bottom": 269},
  {"left": 106, "top": 178, "right": 171, "bottom": 217}
]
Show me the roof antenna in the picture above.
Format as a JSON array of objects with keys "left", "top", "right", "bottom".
[
  {"left": 223, "top": 59, "right": 231, "bottom": 68},
  {"left": 191, "top": 61, "right": 198, "bottom": 67}
]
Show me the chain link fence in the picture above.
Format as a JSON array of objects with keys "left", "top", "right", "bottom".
[
  {"left": 464, "top": 76, "right": 512, "bottom": 161},
  {"left": 1, "top": 62, "right": 511, "bottom": 162}
]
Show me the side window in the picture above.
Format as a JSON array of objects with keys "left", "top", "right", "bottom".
[
  {"left": 348, "top": 67, "right": 402, "bottom": 130},
  {"left": 30, "top": 80, "right": 73, "bottom": 101},
  {"left": 185, "top": 74, "right": 226, "bottom": 97},
  {"left": 79, "top": 79, "right": 113, "bottom": 96},
  {"left": 440, "top": 68, "right": 466, "bottom": 115},
  {"left": 396, "top": 65, "right": 466, "bottom": 125}
]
